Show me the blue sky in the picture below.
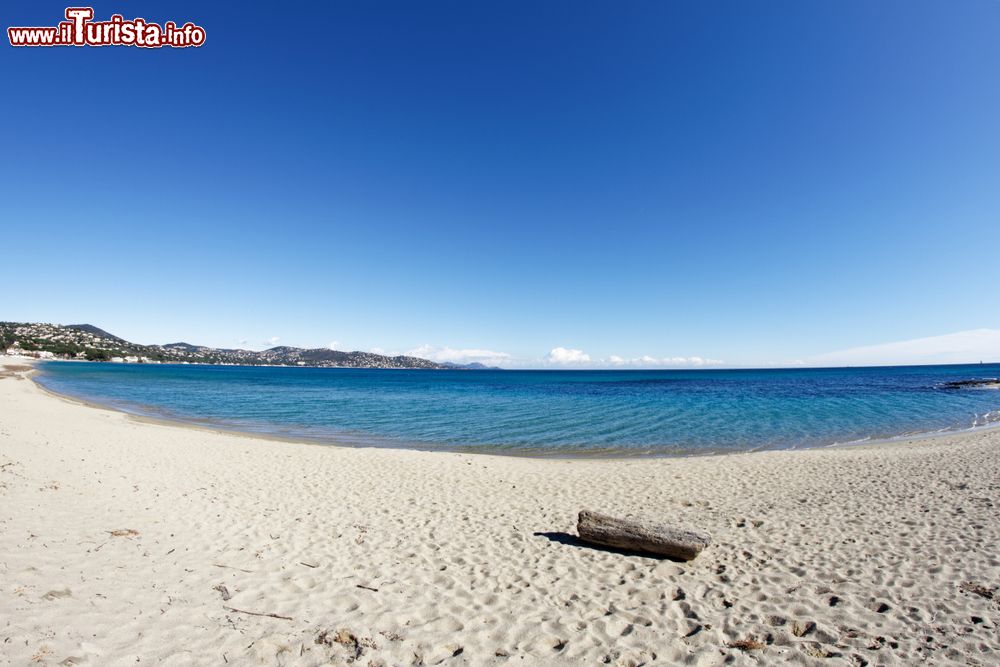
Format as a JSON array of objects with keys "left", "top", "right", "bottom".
[{"left": 3, "top": 1, "right": 999, "bottom": 367}]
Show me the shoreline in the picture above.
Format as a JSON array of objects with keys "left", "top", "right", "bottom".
[
  {"left": 24, "top": 356, "right": 1000, "bottom": 461},
  {"left": 2, "top": 357, "right": 999, "bottom": 665}
]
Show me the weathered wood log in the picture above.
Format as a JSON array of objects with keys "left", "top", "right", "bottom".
[{"left": 577, "top": 510, "right": 710, "bottom": 560}]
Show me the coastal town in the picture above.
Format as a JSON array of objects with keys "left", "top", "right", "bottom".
[{"left": 0, "top": 322, "right": 446, "bottom": 369}]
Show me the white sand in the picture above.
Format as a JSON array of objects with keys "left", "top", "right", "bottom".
[{"left": 1, "top": 359, "right": 998, "bottom": 666}]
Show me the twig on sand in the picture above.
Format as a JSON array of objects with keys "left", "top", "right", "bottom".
[
  {"left": 224, "top": 605, "right": 293, "bottom": 621},
  {"left": 356, "top": 584, "right": 379, "bottom": 592},
  {"left": 727, "top": 638, "right": 766, "bottom": 651},
  {"left": 300, "top": 562, "right": 318, "bottom": 568},
  {"left": 960, "top": 581, "right": 996, "bottom": 600},
  {"left": 108, "top": 529, "right": 140, "bottom": 538},
  {"left": 214, "top": 563, "right": 254, "bottom": 573}
]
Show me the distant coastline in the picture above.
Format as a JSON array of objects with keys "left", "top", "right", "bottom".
[
  {"left": 5, "top": 321, "right": 998, "bottom": 373},
  {"left": 0, "top": 321, "right": 495, "bottom": 370}
]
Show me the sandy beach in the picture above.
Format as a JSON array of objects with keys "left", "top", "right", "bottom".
[{"left": 1, "top": 359, "right": 998, "bottom": 666}]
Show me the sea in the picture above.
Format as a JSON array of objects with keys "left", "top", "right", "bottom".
[{"left": 35, "top": 361, "right": 1000, "bottom": 457}]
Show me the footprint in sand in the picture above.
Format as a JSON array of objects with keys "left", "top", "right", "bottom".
[
  {"left": 866, "top": 599, "right": 891, "bottom": 614},
  {"left": 41, "top": 588, "right": 72, "bottom": 600}
]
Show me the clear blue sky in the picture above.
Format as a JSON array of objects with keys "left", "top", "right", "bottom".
[{"left": 3, "top": 1, "right": 999, "bottom": 367}]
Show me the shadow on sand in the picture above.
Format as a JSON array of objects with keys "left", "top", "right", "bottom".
[{"left": 532, "top": 531, "right": 682, "bottom": 561}]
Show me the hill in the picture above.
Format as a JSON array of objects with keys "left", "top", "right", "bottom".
[{"left": 0, "top": 322, "right": 445, "bottom": 369}]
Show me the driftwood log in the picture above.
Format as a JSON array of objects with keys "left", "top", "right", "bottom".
[{"left": 577, "top": 510, "right": 710, "bottom": 560}]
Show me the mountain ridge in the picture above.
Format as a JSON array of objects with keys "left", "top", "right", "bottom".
[{"left": 0, "top": 322, "right": 489, "bottom": 370}]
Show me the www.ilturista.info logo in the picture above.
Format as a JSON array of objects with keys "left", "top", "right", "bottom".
[{"left": 8, "top": 7, "right": 206, "bottom": 48}]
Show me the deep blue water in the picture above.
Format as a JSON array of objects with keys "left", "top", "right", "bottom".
[{"left": 35, "top": 361, "right": 1000, "bottom": 456}]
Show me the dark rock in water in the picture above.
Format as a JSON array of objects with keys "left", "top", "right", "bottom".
[{"left": 941, "top": 379, "right": 1000, "bottom": 390}]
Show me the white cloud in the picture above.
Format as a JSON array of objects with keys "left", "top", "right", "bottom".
[
  {"left": 544, "top": 348, "right": 723, "bottom": 368},
  {"left": 328, "top": 341, "right": 341, "bottom": 351},
  {"left": 807, "top": 329, "right": 1000, "bottom": 367},
  {"left": 407, "top": 344, "right": 512, "bottom": 367},
  {"left": 545, "top": 347, "right": 592, "bottom": 365},
  {"left": 607, "top": 354, "right": 724, "bottom": 368},
  {"left": 264, "top": 336, "right": 280, "bottom": 347},
  {"left": 369, "top": 347, "right": 387, "bottom": 355}
]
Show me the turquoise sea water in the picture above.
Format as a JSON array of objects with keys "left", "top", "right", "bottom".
[{"left": 35, "top": 361, "right": 1000, "bottom": 456}]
